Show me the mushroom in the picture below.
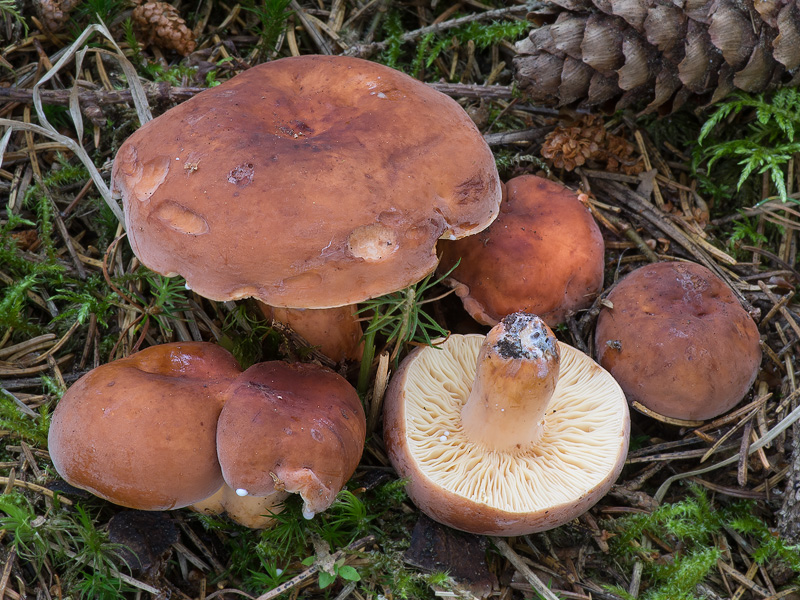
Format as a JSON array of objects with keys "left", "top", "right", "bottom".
[
  {"left": 48, "top": 342, "right": 242, "bottom": 510},
  {"left": 438, "top": 174, "right": 605, "bottom": 327},
  {"left": 594, "top": 261, "right": 762, "bottom": 421},
  {"left": 190, "top": 483, "right": 290, "bottom": 529},
  {"left": 111, "top": 54, "right": 501, "bottom": 362},
  {"left": 215, "top": 360, "right": 366, "bottom": 520},
  {"left": 383, "top": 312, "right": 629, "bottom": 536}
]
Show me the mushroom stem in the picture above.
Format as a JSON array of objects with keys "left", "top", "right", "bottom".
[
  {"left": 257, "top": 303, "right": 364, "bottom": 363},
  {"left": 460, "top": 313, "right": 560, "bottom": 451}
]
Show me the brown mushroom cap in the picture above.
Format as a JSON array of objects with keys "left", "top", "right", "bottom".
[
  {"left": 594, "top": 261, "right": 762, "bottom": 421},
  {"left": 112, "top": 55, "right": 501, "bottom": 309},
  {"left": 216, "top": 361, "right": 366, "bottom": 519},
  {"left": 48, "top": 342, "right": 242, "bottom": 510},
  {"left": 438, "top": 175, "right": 605, "bottom": 326},
  {"left": 384, "top": 313, "right": 629, "bottom": 536}
]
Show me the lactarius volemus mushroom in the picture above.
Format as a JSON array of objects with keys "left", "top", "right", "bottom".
[
  {"left": 216, "top": 361, "right": 366, "bottom": 521},
  {"left": 594, "top": 261, "right": 762, "bottom": 421},
  {"left": 48, "top": 342, "right": 241, "bottom": 510},
  {"left": 111, "top": 54, "right": 501, "bottom": 362},
  {"left": 438, "top": 175, "right": 605, "bottom": 327},
  {"left": 383, "top": 313, "right": 629, "bottom": 536}
]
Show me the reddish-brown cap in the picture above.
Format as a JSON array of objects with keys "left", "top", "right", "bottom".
[
  {"left": 594, "top": 261, "right": 762, "bottom": 421},
  {"left": 439, "top": 175, "right": 605, "bottom": 326},
  {"left": 216, "top": 361, "right": 366, "bottom": 519},
  {"left": 48, "top": 342, "right": 242, "bottom": 510},
  {"left": 112, "top": 55, "right": 501, "bottom": 309}
]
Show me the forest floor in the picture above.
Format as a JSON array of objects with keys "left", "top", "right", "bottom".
[{"left": 1, "top": 1, "right": 800, "bottom": 599}]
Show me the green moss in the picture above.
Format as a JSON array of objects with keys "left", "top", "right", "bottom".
[
  {"left": 0, "top": 391, "right": 50, "bottom": 446},
  {"left": 605, "top": 486, "right": 800, "bottom": 599}
]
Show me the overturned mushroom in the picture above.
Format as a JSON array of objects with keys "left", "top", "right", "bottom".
[
  {"left": 216, "top": 361, "right": 366, "bottom": 520},
  {"left": 48, "top": 342, "right": 242, "bottom": 510},
  {"left": 112, "top": 55, "right": 501, "bottom": 361},
  {"left": 594, "top": 261, "right": 762, "bottom": 421},
  {"left": 384, "top": 313, "right": 629, "bottom": 536}
]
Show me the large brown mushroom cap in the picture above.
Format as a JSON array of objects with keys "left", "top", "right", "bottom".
[
  {"left": 438, "top": 174, "right": 605, "bottom": 326},
  {"left": 384, "top": 320, "right": 629, "bottom": 536},
  {"left": 594, "top": 261, "right": 762, "bottom": 421},
  {"left": 113, "top": 55, "right": 501, "bottom": 309},
  {"left": 216, "top": 361, "right": 366, "bottom": 519},
  {"left": 48, "top": 342, "right": 242, "bottom": 510}
]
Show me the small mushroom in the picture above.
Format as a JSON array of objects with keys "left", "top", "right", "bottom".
[
  {"left": 216, "top": 361, "right": 366, "bottom": 520},
  {"left": 383, "top": 312, "right": 629, "bottom": 535},
  {"left": 438, "top": 175, "right": 605, "bottom": 326},
  {"left": 48, "top": 342, "right": 242, "bottom": 510},
  {"left": 594, "top": 261, "right": 762, "bottom": 421},
  {"left": 112, "top": 55, "right": 501, "bottom": 362}
]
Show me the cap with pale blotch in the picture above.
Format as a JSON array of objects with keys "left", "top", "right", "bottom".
[{"left": 112, "top": 55, "right": 502, "bottom": 310}]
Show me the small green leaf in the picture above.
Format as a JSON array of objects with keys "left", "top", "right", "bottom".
[
  {"left": 318, "top": 570, "right": 336, "bottom": 589},
  {"left": 301, "top": 555, "right": 315, "bottom": 567},
  {"left": 337, "top": 565, "right": 361, "bottom": 582}
]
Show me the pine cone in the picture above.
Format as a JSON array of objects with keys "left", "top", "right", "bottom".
[
  {"left": 513, "top": 0, "right": 800, "bottom": 113},
  {"left": 132, "top": 1, "right": 197, "bottom": 56},
  {"left": 541, "top": 114, "right": 644, "bottom": 173},
  {"left": 600, "top": 133, "right": 644, "bottom": 175},
  {"left": 541, "top": 115, "right": 604, "bottom": 169},
  {"left": 37, "top": 0, "right": 81, "bottom": 32}
]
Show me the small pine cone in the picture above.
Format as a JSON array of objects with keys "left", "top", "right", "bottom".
[
  {"left": 541, "top": 115, "right": 605, "bottom": 170},
  {"left": 37, "top": 0, "right": 81, "bottom": 32},
  {"left": 541, "top": 114, "right": 644, "bottom": 173},
  {"left": 513, "top": 0, "right": 800, "bottom": 114},
  {"left": 133, "top": 1, "right": 197, "bottom": 56}
]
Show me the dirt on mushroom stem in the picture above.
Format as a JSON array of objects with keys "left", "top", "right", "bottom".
[{"left": 461, "top": 313, "right": 561, "bottom": 451}]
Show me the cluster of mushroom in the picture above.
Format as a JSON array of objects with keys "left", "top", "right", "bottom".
[
  {"left": 48, "top": 342, "right": 366, "bottom": 528},
  {"left": 387, "top": 173, "right": 763, "bottom": 533},
  {"left": 102, "top": 55, "right": 634, "bottom": 537},
  {"left": 51, "top": 52, "right": 765, "bottom": 542},
  {"left": 49, "top": 55, "right": 505, "bottom": 528}
]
